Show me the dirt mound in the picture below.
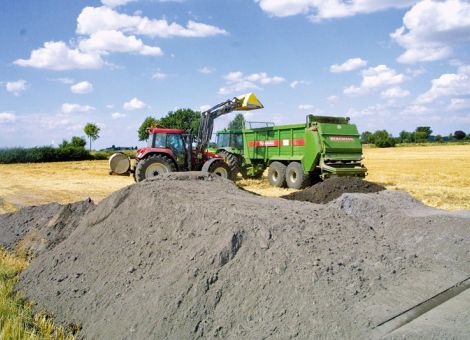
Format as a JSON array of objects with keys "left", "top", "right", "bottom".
[
  {"left": 0, "top": 200, "right": 95, "bottom": 256},
  {"left": 282, "top": 176, "right": 385, "bottom": 204},
  {"left": 14, "top": 173, "right": 470, "bottom": 339}
]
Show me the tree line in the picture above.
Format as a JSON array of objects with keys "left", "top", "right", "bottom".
[{"left": 361, "top": 127, "right": 470, "bottom": 148}]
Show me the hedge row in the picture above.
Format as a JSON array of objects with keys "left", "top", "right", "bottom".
[{"left": 0, "top": 146, "right": 94, "bottom": 164}]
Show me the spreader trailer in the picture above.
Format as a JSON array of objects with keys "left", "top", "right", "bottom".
[{"left": 215, "top": 115, "right": 367, "bottom": 189}]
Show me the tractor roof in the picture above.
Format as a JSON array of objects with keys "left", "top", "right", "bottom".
[{"left": 148, "top": 127, "right": 185, "bottom": 134}]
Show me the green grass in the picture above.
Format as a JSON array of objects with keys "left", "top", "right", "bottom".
[{"left": 0, "top": 248, "right": 78, "bottom": 339}]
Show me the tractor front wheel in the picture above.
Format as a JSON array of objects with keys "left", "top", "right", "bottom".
[
  {"left": 208, "top": 161, "right": 231, "bottom": 179},
  {"left": 268, "top": 162, "right": 287, "bottom": 188},
  {"left": 217, "top": 151, "right": 240, "bottom": 181},
  {"left": 134, "top": 154, "right": 176, "bottom": 182},
  {"left": 286, "top": 162, "right": 311, "bottom": 189}
]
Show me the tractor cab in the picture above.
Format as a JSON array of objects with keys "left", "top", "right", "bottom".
[
  {"left": 142, "top": 128, "right": 188, "bottom": 170},
  {"left": 216, "top": 129, "right": 244, "bottom": 154}
]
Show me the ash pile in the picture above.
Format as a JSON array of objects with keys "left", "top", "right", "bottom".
[{"left": 2, "top": 172, "right": 469, "bottom": 339}]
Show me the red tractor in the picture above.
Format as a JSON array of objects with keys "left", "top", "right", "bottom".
[{"left": 109, "top": 93, "right": 263, "bottom": 182}]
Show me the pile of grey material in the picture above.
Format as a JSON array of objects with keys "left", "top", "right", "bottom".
[
  {"left": 7, "top": 172, "right": 470, "bottom": 339},
  {"left": 0, "top": 199, "right": 94, "bottom": 256}
]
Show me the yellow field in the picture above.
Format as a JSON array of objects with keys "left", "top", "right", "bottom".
[{"left": 0, "top": 144, "right": 469, "bottom": 213}]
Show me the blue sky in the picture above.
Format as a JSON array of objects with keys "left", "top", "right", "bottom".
[{"left": 1, "top": 0, "right": 470, "bottom": 148}]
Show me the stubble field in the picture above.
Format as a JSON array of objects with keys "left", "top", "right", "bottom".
[{"left": 0, "top": 144, "right": 469, "bottom": 213}]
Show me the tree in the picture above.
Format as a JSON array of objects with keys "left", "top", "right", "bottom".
[
  {"left": 228, "top": 113, "right": 245, "bottom": 130},
  {"left": 435, "top": 134, "right": 443, "bottom": 143},
  {"left": 415, "top": 131, "right": 428, "bottom": 142},
  {"left": 159, "top": 108, "right": 200, "bottom": 132},
  {"left": 415, "top": 126, "right": 432, "bottom": 140},
  {"left": 83, "top": 123, "right": 100, "bottom": 151},
  {"left": 138, "top": 117, "right": 159, "bottom": 141},
  {"left": 399, "top": 130, "right": 411, "bottom": 143},
  {"left": 454, "top": 130, "right": 466, "bottom": 140},
  {"left": 70, "top": 136, "right": 87, "bottom": 149},
  {"left": 360, "top": 131, "right": 374, "bottom": 144},
  {"left": 373, "top": 130, "right": 396, "bottom": 148}
]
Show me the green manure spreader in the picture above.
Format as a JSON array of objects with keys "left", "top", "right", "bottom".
[{"left": 216, "top": 115, "right": 367, "bottom": 189}]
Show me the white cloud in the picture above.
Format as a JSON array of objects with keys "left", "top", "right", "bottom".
[
  {"left": 61, "top": 103, "right": 95, "bottom": 113},
  {"left": 48, "top": 77, "right": 75, "bottom": 84},
  {"left": 381, "top": 87, "right": 410, "bottom": 99},
  {"left": 417, "top": 65, "right": 470, "bottom": 103},
  {"left": 77, "top": 6, "right": 227, "bottom": 38},
  {"left": 101, "top": 0, "right": 135, "bottom": 8},
  {"left": 391, "top": 0, "right": 470, "bottom": 64},
  {"left": 123, "top": 97, "right": 148, "bottom": 110},
  {"left": 0, "top": 112, "right": 16, "bottom": 123},
  {"left": 298, "top": 104, "right": 314, "bottom": 110},
  {"left": 71, "top": 81, "right": 93, "bottom": 94},
  {"left": 5, "top": 80, "right": 28, "bottom": 96},
  {"left": 344, "top": 65, "right": 406, "bottom": 96},
  {"left": 152, "top": 71, "right": 167, "bottom": 80},
  {"left": 448, "top": 98, "right": 470, "bottom": 111},
  {"left": 111, "top": 112, "right": 127, "bottom": 119},
  {"left": 198, "top": 66, "right": 215, "bottom": 74},
  {"left": 256, "top": 0, "right": 417, "bottom": 21},
  {"left": 218, "top": 71, "right": 285, "bottom": 95},
  {"left": 403, "top": 104, "right": 429, "bottom": 114},
  {"left": 290, "top": 80, "right": 310, "bottom": 88},
  {"left": 405, "top": 67, "right": 426, "bottom": 77},
  {"left": 330, "top": 57, "right": 367, "bottom": 73},
  {"left": 79, "top": 30, "right": 163, "bottom": 56},
  {"left": 106, "top": 104, "right": 115, "bottom": 109},
  {"left": 15, "top": 41, "right": 103, "bottom": 70}
]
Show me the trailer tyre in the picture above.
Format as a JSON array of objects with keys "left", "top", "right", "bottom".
[
  {"left": 286, "top": 162, "right": 311, "bottom": 189},
  {"left": 218, "top": 151, "right": 240, "bottom": 180},
  {"left": 134, "top": 154, "right": 176, "bottom": 182},
  {"left": 268, "top": 162, "right": 287, "bottom": 188}
]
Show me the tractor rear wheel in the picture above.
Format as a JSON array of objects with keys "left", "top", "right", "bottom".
[
  {"left": 268, "top": 162, "right": 287, "bottom": 188},
  {"left": 208, "top": 161, "right": 231, "bottom": 179},
  {"left": 286, "top": 162, "right": 311, "bottom": 189},
  {"left": 134, "top": 154, "right": 176, "bottom": 182},
  {"left": 217, "top": 151, "right": 240, "bottom": 180}
]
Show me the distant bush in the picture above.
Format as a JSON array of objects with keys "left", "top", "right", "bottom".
[
  {"left": 0, "top": 146, "right": 93, "bottom": 164},
  {"left": 374, "top": 137, "right": 396, "bottom": 148}
]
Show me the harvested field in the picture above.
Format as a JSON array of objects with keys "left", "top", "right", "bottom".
[
  {"left": 0, "top": 144, "right": 469, "bottom": 211},
  {"left": 7, "top": 173, "right": 470, "bottom": 339}
]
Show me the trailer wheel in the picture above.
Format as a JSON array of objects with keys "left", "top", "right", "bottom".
[
  {"left": 208, "top": 161, "right": 231, "bottom": 179},
  {"left": 218, "top": 151, "right": 240, "bottom": 180},
  {"left": 268, "top": 162, "right": 287, "bottom": 188},
  {"left": 134, "top": 154, "right": 176, "bottom": 182},
  {"left": 286, "top": 162, "right": 311, "bottom": 189}
]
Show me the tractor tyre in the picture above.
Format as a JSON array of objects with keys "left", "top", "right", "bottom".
[
  {"left": 217, "top": 151, "right": 240, "bottom": 180},
  {"left": 134, "top": 154, "right": 176, "bottom": 182},
  {"left": 208, "top": 161, "right": 231, "bottom": 179},
  {"left": 268, "top": 162, "right": 287, "bottom": 188},
  {"left": 286, "top": 162, "right": 311, "bottom": 189}
]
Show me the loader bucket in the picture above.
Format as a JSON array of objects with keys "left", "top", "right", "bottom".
[{"left": 235, "top": 92, "right": 264, "bottom": 111}]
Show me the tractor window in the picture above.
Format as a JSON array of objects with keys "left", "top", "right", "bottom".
[
  {"left": 151, "top": 133, "right": 166, "bottom": 148},
  {"left": 217, "top": 134, "right": 230, "bottom": 147},
  {"left": 232, "top": 134, "right": 243, "bottom": 149},
  {"left": 167, "top": 134, "right": 185, "bottom": 153}
]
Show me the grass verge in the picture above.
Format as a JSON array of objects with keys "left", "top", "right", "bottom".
[{"left": 0, "top": 248, "right": 78, "bottom": 339}]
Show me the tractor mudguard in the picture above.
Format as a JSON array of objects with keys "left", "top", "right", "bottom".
[{"left": 201, "top": 158, "right": 224, "bottom": 173}]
